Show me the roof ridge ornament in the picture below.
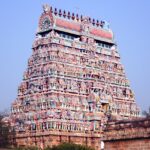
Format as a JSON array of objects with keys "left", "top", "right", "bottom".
[
  {"left": 82, "top": 16, "right": 90, "bottom": 24},
  {"left": 81, "top": 16, "right": 90, "bottom": 35},
  {"left": 43, "top": 4, "right": 50, "bottom": 13}
]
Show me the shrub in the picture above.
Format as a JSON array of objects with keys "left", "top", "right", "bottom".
[
  {"left": 14, "top": 146, "right": 38, "bottom": 150},
  {"left": 44, "top": 142, "right": 94, "bottom": 150}
]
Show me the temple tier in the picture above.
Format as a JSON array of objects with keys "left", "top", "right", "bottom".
[{"left": 11, "top": 4, "right": 140, "bottom": 149}]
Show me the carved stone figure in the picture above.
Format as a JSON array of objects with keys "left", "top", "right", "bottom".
[{"left": 43, "top": 4, "right": 50, "bottom": 13}]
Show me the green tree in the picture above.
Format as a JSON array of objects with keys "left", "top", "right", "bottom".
[
  {"left": 0, "top": 110, "right": 10, "bottom": 148},
  {"left": 44, "top": 142, "right": 94, "bottom": 150},
  {"left": 14, "top": 146, "right": 38, "bottom": 150},
  {"left": 142, "top": 107, "right": 150, "bottom": 118}
]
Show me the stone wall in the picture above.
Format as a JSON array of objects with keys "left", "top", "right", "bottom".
[
  {"left": 12, "top": 131, "right": 101, "bottom": 149},
  {"left": 104, "top": 139, "right": 150, "bottom": 150},
  {"left": 103, "top": 118, "right": 150, "bottom": 150}
]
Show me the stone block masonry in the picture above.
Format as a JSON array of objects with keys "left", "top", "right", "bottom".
[
  {"left": 9, "top": 3, "right": 140, "bottom": 149},
  {"left": 103, "top": 118, "right": 150, "bottom": 150}
]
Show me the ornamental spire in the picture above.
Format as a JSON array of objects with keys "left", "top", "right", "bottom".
[{"left": 43, "top": 4, "right": 50, "bottom": 13}]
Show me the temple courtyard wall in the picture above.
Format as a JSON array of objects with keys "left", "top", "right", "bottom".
[
  {"left": 10, "top": 131, "right": 101, "bottom": 149},
  {"left": 103, "top": 118, "right": 150, "bottom": 150},
  {"left": 8, "top": 118, "right": 150, "bottom": 150}
]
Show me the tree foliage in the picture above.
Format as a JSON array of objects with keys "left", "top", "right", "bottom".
[
  {"left": 45, "top": 142, "right": 94, "bottom": 150},
  {"left": 14, "top": 143, "right": 94, "bottom": 150},
  {"left": 142, "top": 107, "right": 150, "bottom": 118},
  {"left": 0, "top": 110, "right": 10, "bottom": 147},
  {"left": 14, "top": 146, "right": 38, "bottom": 150}
]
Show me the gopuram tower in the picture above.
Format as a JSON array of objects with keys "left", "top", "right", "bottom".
[{"left": 11, "top": 4, "right": 140, "bottom": 149}]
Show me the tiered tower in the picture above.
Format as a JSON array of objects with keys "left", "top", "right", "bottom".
[{"left": 11, "top": 4, "right": 140, "bottom": 149}]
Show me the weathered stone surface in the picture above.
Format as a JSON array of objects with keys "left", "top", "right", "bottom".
[
  {"left": 103, "top": 118, "right": 150, "bottom": 150},
  {"left": 9, "top": 3, "right": 140, "bottom": 150}
]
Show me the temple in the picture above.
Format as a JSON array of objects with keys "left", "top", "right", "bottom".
[{"left": 10, "top": 4, "right": 140, "bottom": 149}]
